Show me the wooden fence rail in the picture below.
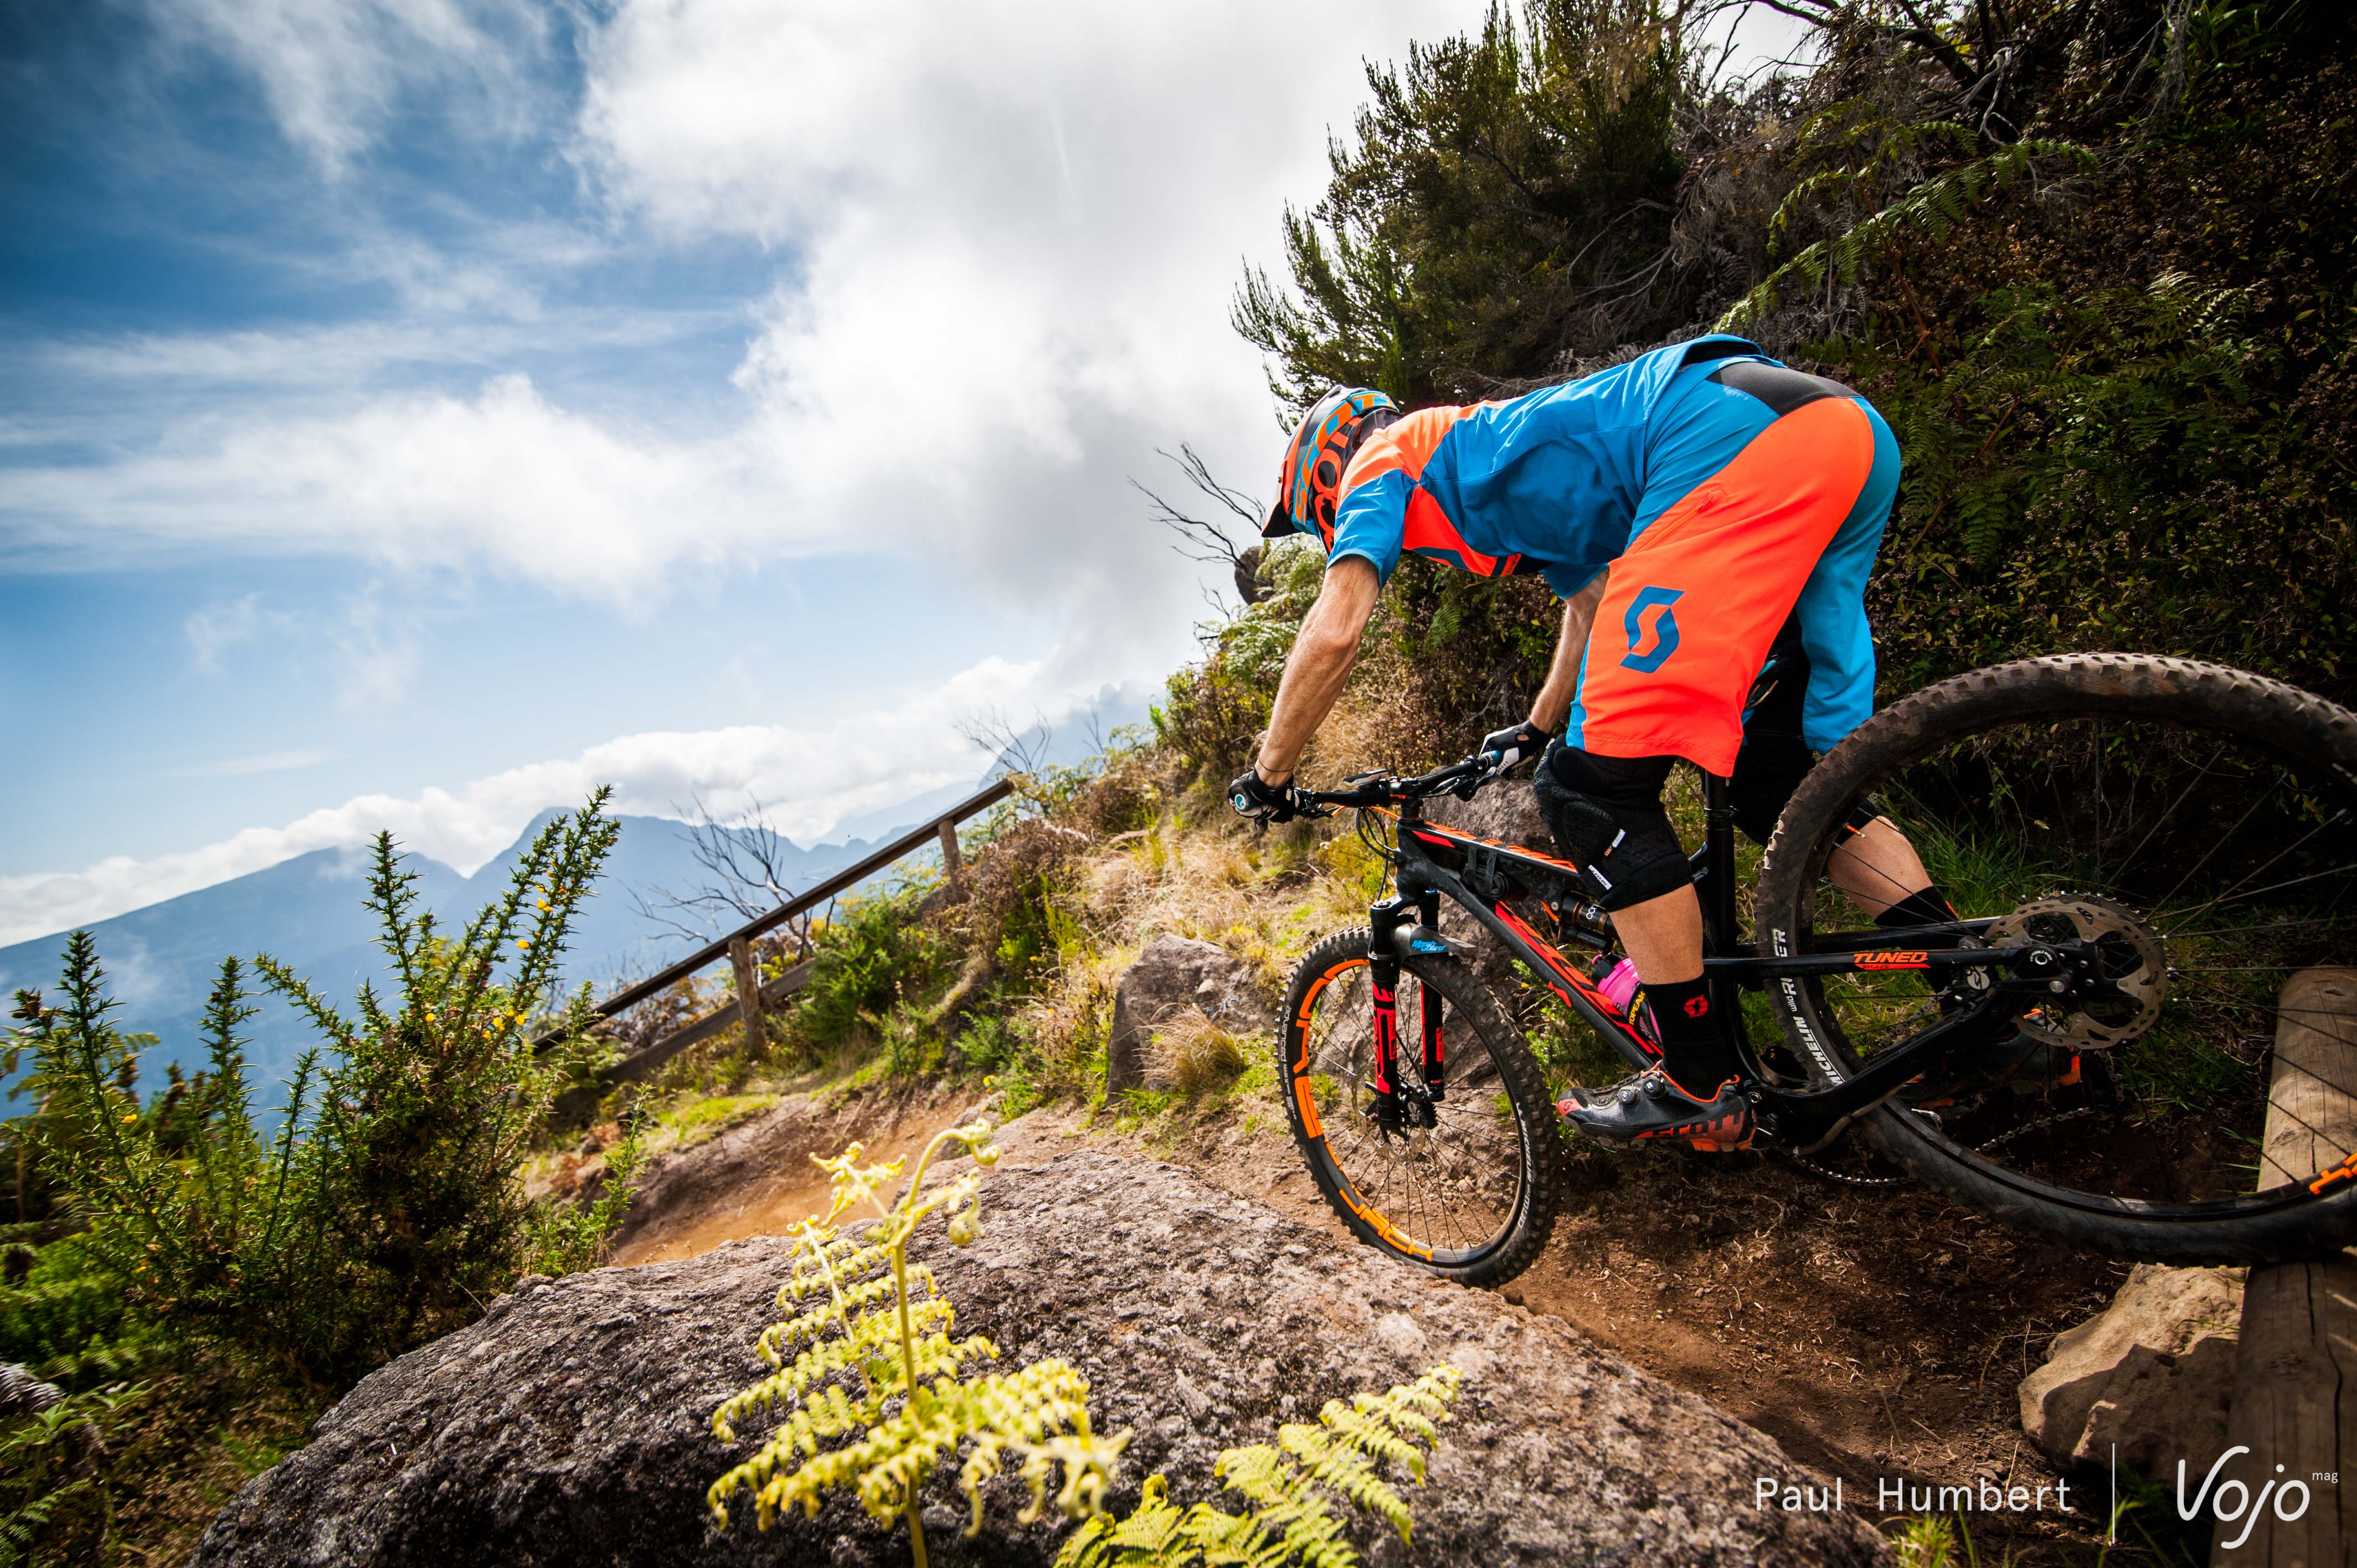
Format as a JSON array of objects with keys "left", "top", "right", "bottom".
[{"left": 537, "top": 777, "right": 1014, "bottom": 1096}]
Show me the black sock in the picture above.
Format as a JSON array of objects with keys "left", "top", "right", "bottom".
[
  {"left": 1644, "top": 977, "right": 1739, "bottom": 1098},
  {"left": 1875, "top": 886, "right": 1958, "bottom": 931}
]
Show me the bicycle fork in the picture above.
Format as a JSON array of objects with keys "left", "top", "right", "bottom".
[{"left": 1370, "top": 897, "right": 1443, "bottom": 1134}]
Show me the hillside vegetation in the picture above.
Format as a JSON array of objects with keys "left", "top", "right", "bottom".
[{"left": 4, "top": 3, "right": 2350, "bottom": 1564}]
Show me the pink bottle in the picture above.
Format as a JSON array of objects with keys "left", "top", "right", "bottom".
[
  {"left": 1597, "top": 957, "right": 1641, "bottom": 1013},
  {"left": 1596, "top": 957, "right": 1659, "bottom": 1043}
]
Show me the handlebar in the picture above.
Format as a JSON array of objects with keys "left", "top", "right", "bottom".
[{"left": 1295, "top": 750, "right": 1507, "bottom": 815}]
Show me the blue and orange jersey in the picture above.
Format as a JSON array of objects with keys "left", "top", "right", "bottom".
[
  {"left": 1330, "top": 334, "right": 1766, "bottom": 599},
  {"left": 1326, "top": 334, "right": 1898, "bottom": 761}
]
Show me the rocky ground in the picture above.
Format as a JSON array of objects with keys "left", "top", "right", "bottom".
[
  {"left": 557, "top": 1071, "right": 2145, "bottom": 1564},
  {"left": 192, "top": 1149, "right": 1888, "bottom": 1567},
  {"left": 188, "top": 773, "right": 2193, "bottom": 1565}
]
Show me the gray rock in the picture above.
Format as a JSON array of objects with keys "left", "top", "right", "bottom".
[
  {"left": 1425, "top": 776, "right": 1551, "bottom": 854},
  {"left": 194, "top": 1151, "right": 1888, "bottom": 1567},
  {"left": 2019, "top": 1263, "right": 2243, "bottom": 1479},
  {"left": 1422, "top": 780, "right": 1581, "bottom": 997},
  {"left": 1105, "top": 935, "right": 1273, "bottom": 1094}
]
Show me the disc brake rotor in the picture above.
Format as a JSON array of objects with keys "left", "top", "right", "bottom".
[{"left": 1985, "top": 894, "right": 2169, "bottom": 1047}]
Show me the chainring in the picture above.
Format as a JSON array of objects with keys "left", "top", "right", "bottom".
[{"left": 1985, "top": 893, "right": 2169, "bottom": 1048}]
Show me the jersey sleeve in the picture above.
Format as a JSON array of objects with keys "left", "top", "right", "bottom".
[
  {"left": 1326, "top": 471, "right": 1410, "bottom": 587},
  {"left": 1540, "top": 561, "right": 1606, "bottom": 600}
]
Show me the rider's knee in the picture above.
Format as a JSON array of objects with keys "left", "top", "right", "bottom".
[{"left": 1535, "top": 743, "right": 1691, "bottom": 910}]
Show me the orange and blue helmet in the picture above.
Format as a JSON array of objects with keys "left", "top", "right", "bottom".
[{"left": 1261, "top": 385, "right": 1400, "bottom": 545}]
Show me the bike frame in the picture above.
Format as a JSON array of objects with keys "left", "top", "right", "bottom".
[{"left": 1356, "top": 772, "right": 2075, "bottom": 1151}]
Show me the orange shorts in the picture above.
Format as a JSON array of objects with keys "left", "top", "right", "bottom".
[{"left": 1568, "top": 388, "right": 1897, "bottom": 776}]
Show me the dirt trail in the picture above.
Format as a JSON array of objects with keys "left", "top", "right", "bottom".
[
  {"left": 611, "top": 1086, "right": 2127, "bottom": 1561},
  {"left": 608, "top": 1079, "right": 988, "bottom": 1267}
]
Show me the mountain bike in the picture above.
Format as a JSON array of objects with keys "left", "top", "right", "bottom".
[{"left": 1274, "top": 653, "right": 2357, "bottom": 1287}]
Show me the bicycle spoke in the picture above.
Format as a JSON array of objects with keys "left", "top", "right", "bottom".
[
  {"left": 2158, "top": 862, "right": 2357, "bottom": 932},
  {"left": 1773, "top": 690, "right": 2357, "bottom": 1235},
  {"left": 2119, "top": 737, "right": 2234, "bottom": 886}
]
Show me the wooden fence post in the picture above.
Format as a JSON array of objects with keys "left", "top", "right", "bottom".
[
  {"left": 728, "top": 936, "right": 765, "bottom": 1054},
  {"left": 938, "top": 820, "right": 966, "bottom": 902},
  {"left": 2214, "top": 967, "right": 2357, "bottom": 1567}
]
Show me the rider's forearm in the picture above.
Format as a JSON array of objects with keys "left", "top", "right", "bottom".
[
  {"left": 1255, "top": 558, "right": 1381, "bottom": 782},
  {"left": 1529, "top": 573, "right": 1607, "bottom": 734}
]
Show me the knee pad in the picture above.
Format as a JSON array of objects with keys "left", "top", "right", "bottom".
[{"left": 1535, "top": 744, "right": 1693, "bottom": 911}]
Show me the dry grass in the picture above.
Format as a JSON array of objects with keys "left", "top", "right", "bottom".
[
  {"left": 1004, "top": 806, "right": 1399, "bottom": 1103},
  {"left": 1150, "top": 1010, "right": 1254, "bottom": 1098}
]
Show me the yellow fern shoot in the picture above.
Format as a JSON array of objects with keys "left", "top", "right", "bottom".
[
  {"left": 1054, "top": 1364, "right": 1463, "bottom": 1568},
  {"left": 707, "top": 1120, "right": 1130, "bottom": 1567}
]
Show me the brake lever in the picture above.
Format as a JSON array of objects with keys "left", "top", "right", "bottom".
[{"left": 1452, "top": 754, "right": 1504, "bottom": 800}]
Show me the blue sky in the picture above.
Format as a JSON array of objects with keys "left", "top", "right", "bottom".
[{"left": 0, "top": 0, "right": 1813, "bottom": 946}]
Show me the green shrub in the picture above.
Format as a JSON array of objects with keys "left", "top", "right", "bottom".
[
  {"left": 1232, "top": 0, "right": 1689, "bottom": 409},
  {"left": 0, "top": 1237, "right": 161, "bottom": 1392},
  {"left": 0, "top": 1371, "right": 145, "bottom": 1568},
  {"left": 949, "top": 1014, "right": 1019, "bottom": 1077},
  {"left": 1224, "top": 0, "right": 2357, "bottom": 744},
  {"left": 7, "top": 793, "right": 625, "bottom": 1386},
  {"left": 777, "top": 888, "right": 949, "bottom": 1060}
]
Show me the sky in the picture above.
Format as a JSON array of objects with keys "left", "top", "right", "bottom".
[{"left": 0, "top": 0, "right": 1818, "bottom": 949}]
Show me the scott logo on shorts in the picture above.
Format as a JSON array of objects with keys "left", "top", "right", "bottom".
[{"left": 1622, "top": 587, "right": 1685, "bottom": 673}]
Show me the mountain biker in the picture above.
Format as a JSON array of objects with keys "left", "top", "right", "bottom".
[{"left": 1230, "top": 334, "right": 1960, "bottom": 1152}]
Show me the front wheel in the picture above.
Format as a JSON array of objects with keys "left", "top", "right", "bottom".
[
  {"left": 1758, "top": 653, "right": 2357, "bottom": 1265},
  {"left": 1278, "top": 930, "right": 1563, "bottom": 1286}
]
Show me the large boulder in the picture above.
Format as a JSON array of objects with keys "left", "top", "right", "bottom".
[
  {"left": 1424, "top": 780, "right": 1575, "bottom": 997},
  {"left": 1426, "top": 776, "right": 1551, "bottom": 853},
  {"left": 1105, "top": 935, "right": 1273, "bottom": 1094},
  {"left": 195, "top": 1148, "right": 1887, "bottom": 1567},
  {"left": 2019, "top": 1263, "right": 2243, "bottom": 1478}
]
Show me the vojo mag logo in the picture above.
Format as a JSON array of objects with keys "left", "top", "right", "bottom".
[
  {"left": 2179, "top": 1446, "right": 2325, "bottom": 1551},
  {"left": 1621, "top": 587, "right": 1684, "bottom": 673}
]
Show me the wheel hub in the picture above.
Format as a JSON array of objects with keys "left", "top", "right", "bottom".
[{"left": 1985, "top": 894, "right": 2168, "bottom": 1047}]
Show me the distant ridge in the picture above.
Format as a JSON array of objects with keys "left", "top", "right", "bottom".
[
  {"left": 0, "top": 814, "right": 912, "bottom": 1108},
  {"left": 0, "top": 684, "right": 1156, "bottom": 1106}
]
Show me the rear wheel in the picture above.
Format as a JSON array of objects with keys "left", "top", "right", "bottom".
[
  {"left": 1278, "top": 930, "right": 1562, "bottom": 1286},
  {"left": 1758, "top": 654, "right": 2357, "bottom": 1263}
]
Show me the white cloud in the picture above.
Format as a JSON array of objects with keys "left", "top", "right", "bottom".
[
  {"left": 38, "top": 306, "right": 707, "bottom": 387},
  {"left": 327, "top": 587, "right": 426, "bottom": 708},
  {"left": 147, "top": 0, "right": 547, "bottom": 177},
  {"left": 164, "top": 748, "right": 334, "bottom": 779},
  {"left": 4, "top": 373, "right": 771, "bottom": 596},
  {"left": 3, "top": 0, "right": 1497, "bottom": 938},
  {"left": 185, "top": 592, "right": 272, "bottom": 670},
  {"left": 0, "top": 651, "right": 1097, "bottom": 945},
  {"left": 10, "top": 1, "right": 1484, "bottom": 627}
]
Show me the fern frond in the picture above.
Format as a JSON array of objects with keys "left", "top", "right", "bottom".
[
  {"left": 1063, "top": 1365, "right": 1466, "bottom": 1568},
  {"left": 784, "top": 1233, "right": 907, "bottom": 1304},
  {"left": 1275, "top": 1426, "right": 1408, "bottom": 1540},
  {"left": 757, "top": 1266, "right": 938, "bottom": 1365},
  {"left": 1053, "top": 1473, "right": 1193, "bottom": 1567},
  {"left": 1718, "top": 139, "right": 2097, "bottom": 330},
  {"left": 1207, "top": 1444, "right": 1358, "bottom": 1567},
  {"left": 709, "top": 1125, "right": 1119, "bottom": 1555},
  {"left": 955, "top": 1361, "right": 1127, "bottom": 1529},
  {"left": 1340, "top": 1367, "right": 1458, "bottom": 1457},
  {"left": 709, "top": 1301, "right": 961, "bottom": 1440}
]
